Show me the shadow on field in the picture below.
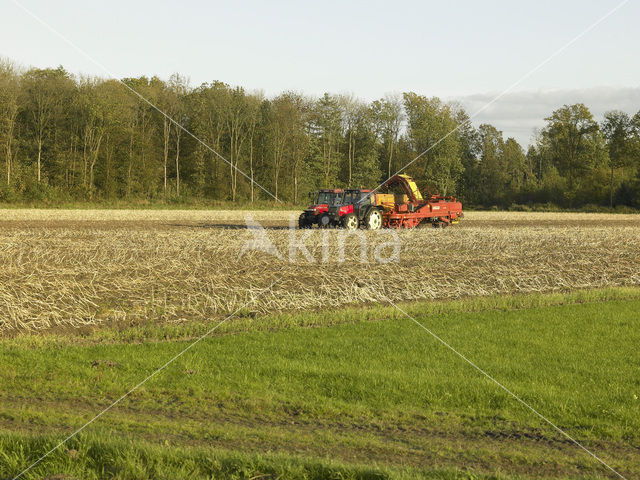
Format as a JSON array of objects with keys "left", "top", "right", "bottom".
[{"left": 166, "top": 223, "right": 291, "bottom": 230}]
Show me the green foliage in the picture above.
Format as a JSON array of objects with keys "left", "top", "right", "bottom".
[
  {"left": 472, "top": 104, "right": 640, "bottom": 209},
  {"left": 454, "top": 108, "right": 481, "bottom": 205},
  {"left": 536, "top": 104, "right": 610, "bottom": 206},
  {"left": 403, "top": 92, "right": 463, "bottom": 195},
  {"left": 370, "top": 95, "right": 404, "bottom": 180},
  {"left": 1, "top": 58, "right": 640, "bottom": 209}
]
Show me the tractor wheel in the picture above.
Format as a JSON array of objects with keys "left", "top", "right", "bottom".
[
  {"left": 342, "top": 213, "right": 359, "bottom": 230},
  {"left": 364, "top": 209, "right": 382, "bottom": 230},
  {"left": 318, "top": 213, "right": 332, "bottom": 229},
  {"left": 298, "top": 214, "right": 310, "bottom": 229}
]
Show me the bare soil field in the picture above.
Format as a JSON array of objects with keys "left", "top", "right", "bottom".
[{"left": 1, "top": 209, "right": 639, "bottom": 334}]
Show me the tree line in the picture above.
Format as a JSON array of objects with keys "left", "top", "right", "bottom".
[{"left": 1, "top": 59, "right": 640, "bottom": 209}]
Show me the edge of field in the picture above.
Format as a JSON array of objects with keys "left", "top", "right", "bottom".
[{"left": 6, "top": 286, "right": 640, "bottom": 346}]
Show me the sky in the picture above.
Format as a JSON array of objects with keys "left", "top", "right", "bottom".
[{"left": 2, "top": 0, "right": 640, "bottom": 146}]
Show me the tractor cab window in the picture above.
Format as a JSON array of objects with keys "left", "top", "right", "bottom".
[
  {"left": 343, "top": 191, "right": 358, "bottom": 204},
  {"left": 357, "top": 192, "right": 371, "bottom": 205},
  {"left": 316, "top": 192, "right": 332, "bottom": 204}
]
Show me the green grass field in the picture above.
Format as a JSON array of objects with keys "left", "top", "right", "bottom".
[{"left": 1, "top": 288, "right": 639, "bottom": 479}]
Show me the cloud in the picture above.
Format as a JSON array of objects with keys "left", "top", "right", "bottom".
[{"left": 452, "top": 87, "right": 640, "bottom": 147}]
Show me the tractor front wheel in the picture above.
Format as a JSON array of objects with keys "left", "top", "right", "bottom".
[
  {"left": 364, "top": 209, "right": 382, "bottom": 230},
  {"left": 342, "top": 213, "right": 359, "bottom": 230},
  {"left": 298, "top": 214, "right": 311, "bottom": 229},
  {"left": 318, "top": 213, "right": 332, "bottom": 229}
]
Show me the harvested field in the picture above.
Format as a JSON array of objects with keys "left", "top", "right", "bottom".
[
  {"left": 1, "top": 209, "right": 639, "bottom": 334},
  {"left": 1, "top": 208, "right": 640, "bottom": 227}
]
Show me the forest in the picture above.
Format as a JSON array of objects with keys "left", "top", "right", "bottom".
[{"left": 1, "top": 59, "right": 640, "bottom": 209}]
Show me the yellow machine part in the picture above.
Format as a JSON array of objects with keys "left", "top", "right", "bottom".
[
  {"left": 397, "top": 174, "right": 423, "bottom": 202},
  {"left": 376, "top": 174, "right": 424, "bottom": 209},
  {"left": 374, "top": 193, "right": 396, "bottom": 210}
]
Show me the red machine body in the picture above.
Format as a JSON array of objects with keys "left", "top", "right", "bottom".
[
  {"left": 384, "top": 195, "right": 463, "bottom": 228},
  {"left": 380, "top": 175, "right": 463, "bottom": 229}
]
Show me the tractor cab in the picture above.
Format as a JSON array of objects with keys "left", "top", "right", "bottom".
[
  {"left": 328, "top": 189, "right": 369, "bottom": 222},
  {"left": 314, "top": 189, "right": 342, "bottom": 206},
  {"left": 342, "top": 189, "right": 371, "bottom": 206}
]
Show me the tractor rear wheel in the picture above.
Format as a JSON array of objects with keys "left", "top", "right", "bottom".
[
  {"left": 342, "top": 213, "right": 359, "bottom": 230},
  {"left": 364, "top": 209, "right": 382, "bottom": 230}
]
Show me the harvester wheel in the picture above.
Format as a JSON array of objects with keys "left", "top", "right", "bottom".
[
  {"left": 318, "top": 213, "right": 332, "bottom": 229},
  {"left": 342, "top": 213, "right": 359, "bottom": 230},
  {"left": 364, "top": 209, "right": 382, "bottom": 230}
]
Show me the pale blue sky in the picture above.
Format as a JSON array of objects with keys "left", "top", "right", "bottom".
[{"left": 3, "top": 0, "right": 639, "bottom": 145}]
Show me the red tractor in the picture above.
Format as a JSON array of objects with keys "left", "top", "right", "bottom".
[
  {"left": 326, "top": 189, "right": 385, "bottom": 230},
  {"left": 298, "top": 189, "right": 344, "bottom": 228}
]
